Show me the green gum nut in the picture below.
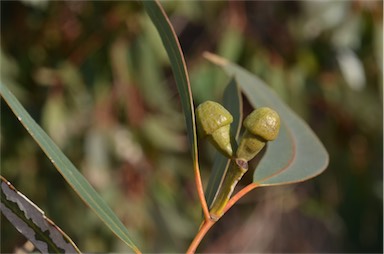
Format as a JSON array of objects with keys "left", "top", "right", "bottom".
[
  {"left": 236, "top": 107, "right": 280, "bottom": 161},
  {"left": 196, "top": 101, "right": 233, "bottom": 158}
]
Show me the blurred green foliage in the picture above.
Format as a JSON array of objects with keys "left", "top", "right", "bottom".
[{"left": 1, "top": 0, "right": 382, "bottom": 252}]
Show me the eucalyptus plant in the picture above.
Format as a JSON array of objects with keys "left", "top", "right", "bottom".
[{"left": 0, "top": 1, "right": 329, "bottom": 253}]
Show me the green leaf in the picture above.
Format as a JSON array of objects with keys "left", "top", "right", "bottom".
[
  {"left": 205, "top": 78, "right": 243, "bottom": 208},
  {"left": 0, "top": 83, "right": 140, "bottom": 253},
  {"left": 142, "top": 1, "right": 198, "bottom": 162},
  {"left": 1, "top": 176, "right": 81, "bottom": 254},
  {"left": 204, "top": 53, "right": 329, "bottom": 186}
]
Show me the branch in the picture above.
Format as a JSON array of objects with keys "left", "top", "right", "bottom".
[
  {"left": 186, "top": 220, "right": 215, "bottom": 254},
  {"left": 224, "top": 182, "right": 259, "bottom": 214}
]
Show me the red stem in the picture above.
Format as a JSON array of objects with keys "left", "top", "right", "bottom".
[
  {"left": 194, "top": 161, "right": 211, "bottom": 221},
  {"left": 224, "top": 183, "right": 259, "bottom": 214},
  {"left": 186, "top": 220, "right": 215, "bottom": 254},
  {"left": 186, "top": 183, "right": 260, "bottom": 253}
]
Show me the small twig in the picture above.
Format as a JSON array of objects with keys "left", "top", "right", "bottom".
[
  {"left": 194, "top": 161, "right": 211, "bottom": 221},
  {"left": 186, "top": 219, "right": 215, "bottom": 254},
  {"left": 133, "top": 246, "right": 142, "bottom": 254},
  {"left": 187, "top": 183, "right": 260, "bottom": 253},
  {"left": 223, "top": 183, "right": 259, "bottom": 214}
]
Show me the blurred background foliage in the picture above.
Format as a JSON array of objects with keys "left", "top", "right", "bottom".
[{"left": 1, "top": 0, "right": 382, "bottom": 252}]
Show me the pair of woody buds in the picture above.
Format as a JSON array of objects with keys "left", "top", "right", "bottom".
[
  {"left": 196, "top": 101, "right": 280, "bottom": 221},
  {"left": 196, "top": 101, "right": 281, "bottom": 220},
  {"left": 196, "top": 101, "right": 281, "bottom": 162}
]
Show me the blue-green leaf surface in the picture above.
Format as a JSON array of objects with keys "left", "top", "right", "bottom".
[{"left": 205, "top": 53, "right": 329, "bottom": 186}]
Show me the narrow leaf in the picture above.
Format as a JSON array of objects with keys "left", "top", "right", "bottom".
[
  {"left": 205, "top": 78, "right": 243, "bottom": 208},
  {"left": 142, "top": 0, "right": 198, "bottom": 160},
  {"left": 142, "top": 1, "right": 210, "bottom": 218},
  {"left": 0, "top": 83, "right": 140, "bottom": 253},
  {"left": 1, "top": 176, "right": 81, "bottom": 254},
  {"left": 204, "top": 52, "right": 329, "bottom": 186}
]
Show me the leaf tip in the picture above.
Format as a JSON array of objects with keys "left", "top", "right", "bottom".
[{"left": 203, "top": 52, "right": 228, "bottom": 67}]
